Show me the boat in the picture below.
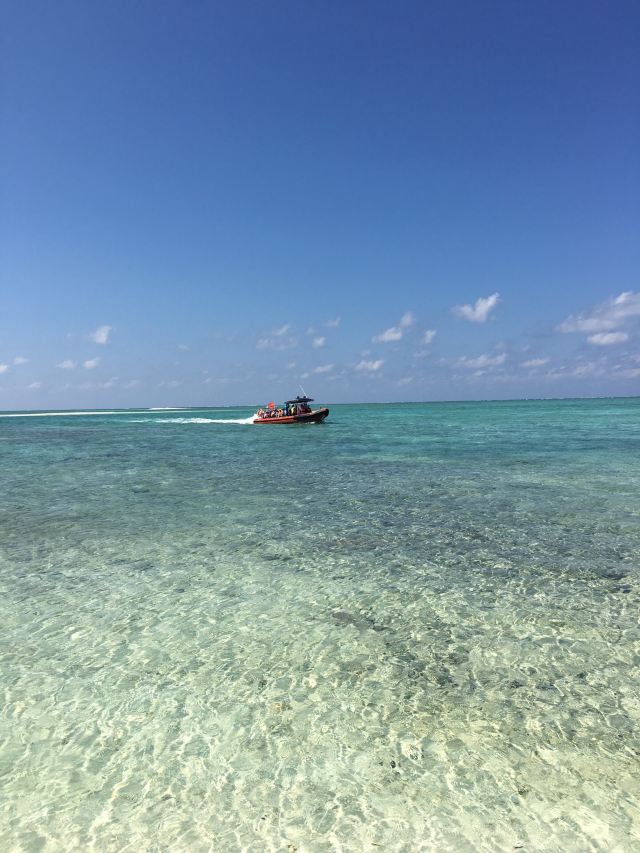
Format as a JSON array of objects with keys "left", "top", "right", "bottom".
[{"left": 253, "top": 395, "right": 329, "bottom": 425}]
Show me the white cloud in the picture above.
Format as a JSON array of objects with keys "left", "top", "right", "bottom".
[
  {"left": 178, "top": 344, "right": 190, "bottom": 351},
  {"left": 124, "top": 379, "right": 141, "bottom": 388},
  {"left": 423, "top": 329, "right": 437, "bottom": 345},
  {"left": 459, "top": 352, "right": 507, "bottom": 369},
  {"left": 313, "top": 363, "right": 334, "bottom": 374},
  {"left": 453, "top": 292, "right": 501, "bottom": 323},
  {"left": 0, "top": 363, "right": 9, "bottom": 374},
  {"left": 327, "top": 316, "right": 341, "bottom": 327},
  {"left": 27, "top": 381, "right": 42, "bottom": 389},
  {"left": 557, "top": 291, "right": 640, "bottom": 334},
  {"left": 372, "top": 311, "right": 416, "bottom": 344},
  {"left": 373, "top": 326, "right": 403, "bottom": 343},
  {"left": 521, "top": 357, "right": 550, "bottom": 368},
  {"left": 89, "top": 324, "right": 112, "bottom": 344},
  {"left": 13, "top": 356, "right": 28, "bottom": 365},
  {"left": 312, "top": 336, "right": 326, "bottom": 349},
  {"left": 587, "top": 331, "right": 629, "bottom": 346},
  {"left": 57, "top": 360, "right": 77, "bottom": 369},
  {"left": 83, "top": 358, "right": 100, "bottom": 369},
  {"left": 356, "top": 358, "right": 384, "bottom": 372},
  {"left": 273, "top": 324, "right": 290, "bottom": 337},
  {"left": 397, "top": 377, "right": 413, "bottom": 386}
]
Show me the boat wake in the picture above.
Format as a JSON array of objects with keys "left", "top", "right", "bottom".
[{"left": 130, "top": 416, "right": 256, "bottom": 425}]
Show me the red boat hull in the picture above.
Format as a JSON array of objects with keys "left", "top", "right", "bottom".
[{"left": 254, "top": 407, "right": 329, "bottom": 424}]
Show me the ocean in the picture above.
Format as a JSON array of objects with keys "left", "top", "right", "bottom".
[{"left": 1, "top": 399, "right": 639, "bottom": 851}]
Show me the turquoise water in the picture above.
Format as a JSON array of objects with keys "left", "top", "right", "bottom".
[{"left": 1, "top": 399, "right": 639, "bottom": 851}]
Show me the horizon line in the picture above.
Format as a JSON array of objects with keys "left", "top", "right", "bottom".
[{"left": 1, "top": 393, "right": 639, "bottom": 416}]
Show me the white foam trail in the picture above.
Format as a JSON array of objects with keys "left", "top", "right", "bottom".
[{"left": 150, "top": 416, "right": 256, "bottom": 425}]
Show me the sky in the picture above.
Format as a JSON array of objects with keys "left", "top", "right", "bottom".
[{"left": 1, "top": 0, "right": 639, "bottom": 408}]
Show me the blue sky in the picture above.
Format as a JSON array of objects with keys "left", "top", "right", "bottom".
[{"left": 1, "top": 0, "right": 639, "bottom": 408}]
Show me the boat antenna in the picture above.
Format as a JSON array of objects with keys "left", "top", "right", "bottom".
[{"left": 299, "top": 384, "right": 307, "bottom": 397}]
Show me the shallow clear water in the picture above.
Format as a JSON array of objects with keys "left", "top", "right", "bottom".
[{"left": 1, "top": 399, "right": 639, "bottom": 851}]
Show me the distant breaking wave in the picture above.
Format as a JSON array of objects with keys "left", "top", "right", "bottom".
[
  {"left": 0, "top": 410, "right": 151, "bottom": 418},
  {"left": 0, "top": 410, "right": 256, "bottom": 424}
]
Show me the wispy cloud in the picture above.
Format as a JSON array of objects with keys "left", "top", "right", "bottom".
[
  {"left": 301, "top": 363, "right": 335, "bottom": 378},
  {"left": 27, "top": 381, "right": 42, "bottom": 389},
  {"left": 124, "top": 379, "right": 141, "bottom": 388},
  {"left": 453, "top": 293, "right": 501, "bottom": 323},
  {"left": 177, "top": 344, "right": 190, "bottom": 351},
  {"left": 572, "top": 361, "right": 605, "bottom": 378},
  {"left": 13, "top": 356, "right": 28, "bottom": 365},
  {"left": 356, "top": 358, "right": 384, "bottom": 372},
  {"left": 459, "top": 352, "right": 507, "bottom": 369},
  {"left": 256, "top": 324, "right": 297, "bottom": 351},
  {"left": 327, "top": 316, "right": 341, "bottom": 328},
  {"left": 312, "top": 336, "right": 326, "bottom": 349},
  {"left": 423, "top": 329, "right": 437, "bottom": 345},
  {"left": 0, "top": 363, "right": 9, "bottom": 374},
  {"left": 557, "top": 291, "right": 640, "bottom": 334},
  {"left": 543, "top": 357, "right": 616, "bottom": 380},
  {"left": 400, "top": 311, "right": 415, "bottom": 328},
  {"left": 256, "top": 336, "right": 297, "bottom": 351},
  {"left": 587, "top": 331, "right": 629, "bottom": 346},
  {"left": 57, "top": 359, "right": 77, "bottom": 369},
  {"left": 521, "top": 357, "right": 549, "bottom": 368},
  {"left": 89, "top": 324, "right": 112, "bottom": 344},
  {"left": 83, "top": 358, "right": 100, "bottom": 369}
]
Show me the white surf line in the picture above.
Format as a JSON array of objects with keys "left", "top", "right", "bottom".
[{"left": 0, "top": 409, "right": 192, "bottom": 418}]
